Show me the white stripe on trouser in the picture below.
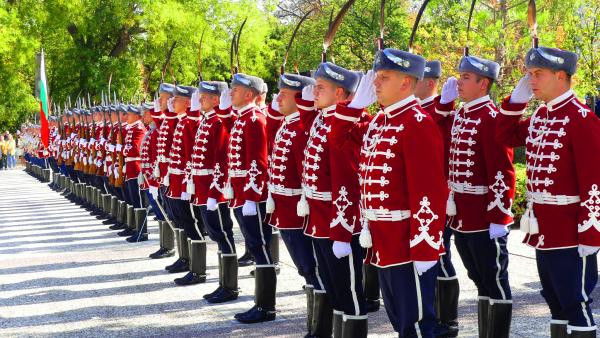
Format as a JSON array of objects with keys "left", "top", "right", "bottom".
[
  {"left": 580, "top": 256, "right": 592, "bottom": 327},
  {"left": 348, "top": 251, "right": 360, "bottom": 316},
  {"left": 256, "top": 204, "right": 271, "bottom": 265},
  {"left": 311, "top": 241, "right": 325, "bottom": 290},
  {"left": 494, "top": 238, "right": 507, "bottom": 300},
  {"left": 216, "top": 203, "right": 234, "bottom": 253},
  {"left": 413, "top": 265, "right": 423, "bottom": 338},
  {"left": 190, "top": 204, "right": 204, "bottom": 240}
]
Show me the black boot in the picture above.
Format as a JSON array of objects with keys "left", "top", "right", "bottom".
[
  {"left": 238, "top": 249, "right": 254, "bottom": 267},
  {"left": 307, "top": 291, "right": 333, "bottom": 338},
  {"left": 117, "top": 205, "right": 135, "bottom": 237},
  {"left": 341, "top": 315, "right": 368, "bottom": 338},
  {"left": 305, "top": 285, "right": 315, "bottom": 335},
  {"left": 165, "top": 229, "right": 183, "bottom": 270},
  {"left": 126, "top": 208, "right": 148, "bottom": 242},
  {"left": 486, "top": 301, "right": 511, "bottom": 338},
  {"left": 435, "top": 279, "right": 459, "bottom": 337},
  {"left": 204, "top": 252, "right": 223, "bottom": 299},
  {"left": 235, "top": 265, "right": 277, "bottom": 323},
  {"left": 363, "top": 264, "right": 380, "bottom": 313},
  {"left": 207, "top": 254, "right": 239, "bottom": 303},
  {"left": 333, "top": 310, "right": 343, "bottom": 338},
  {"left": 478, "top": 298, "right": 489, "bottom": 338},
  {"left": 568, "top": 329, "right": 596, "bottom": 338},
  {"left": 167, "top": 230, "right": 189, "bottom": 273},
  {"left": 174, "top": 239, "right": 206, "bottom": 285},
  {"left": 550, "top": 322, "right": 568, "bottom": 338},
  {"left": 271, "top": 231, "right": 280, "bottom": 265},
  {"left": 109, "top": 201, "right": 128, "bottom": 230},
  {"left": 150, "top": 221, "right": 175, "bottom": 259}
]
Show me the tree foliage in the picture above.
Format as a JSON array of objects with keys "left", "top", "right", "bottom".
[{"left": 0, "top": 0, "right": 597, "bottom": 132}]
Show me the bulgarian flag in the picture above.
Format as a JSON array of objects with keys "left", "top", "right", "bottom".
[{"left": 36, "top": 49, "right": 50, "bottom": 148}]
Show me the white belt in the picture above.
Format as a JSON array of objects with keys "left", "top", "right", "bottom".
[
  {"left": 303, "top": 187, "right": 332, "bottom": 201},
  {"left": 125, "top": 157, "right": 141, "bottom": 162},
  {"left": 191, "top": 168, "right": 214, "bottom": 176},
  {"left": 449, "top": 182, "right": 488, "bottom": 195},
  {"left": 268, "top": 183, "right": 302, "bottom": 197},
  {"left": 168, "top": 168, "right": 185, "bottom": 175},
  {"left": 141, "top": 163, "right": 152, "bottom": 169},
  {"left": 362, "top": 208, "right": 411, "bottom": 222},
  {"left": 527, "top": 192, "right": 580, "bottom": 206},
  {"left": 229, "top": 169, "right": 247, "bottom": 178}
]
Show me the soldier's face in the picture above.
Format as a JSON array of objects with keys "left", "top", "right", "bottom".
[
  {"left": 457, "top": 72, "right": 487, "bottom": 102},
  {"left": 415, "top": 78, "right": 436, "bottom": 100},
  {"left": 374, "top": 70, "right": 414, "bottom": 107},
  {"left": 199, "top": 93, "right": 219, "bottom": 112},
  {"left": 314, "top": 78, "right": 340, "bottom": 109},
  {"left": 142, "top": 111, "right": 152, "bottom": 124},
  {"left": 277, "top": 88, "right": 298, "bottom": 115},
  {"left": 173, "top": 96, "right": 190, "bottom": 113},
  {"left": 230, "top": 85, "right": 254, "bottom": 108},
  {"left": 527, "top": 67, "right": 567, "bottom": 103},
  {"left": 159, "top": 93, "right": 170, "bottom": 110}
]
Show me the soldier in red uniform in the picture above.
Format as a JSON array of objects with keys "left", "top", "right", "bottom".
[
  {"left": 415, "top": 60, "right": 460, "bottom": 337},
  {"left": 442, "top": 54, "right": 516, "bottom": 337},
  {"left": 162, "top": 85, "right": 206, "bottom": 284},
  {"left": 265, "top": 73, "right": 320, "bottom": 335},
  {"left": 224, "top": 73, "right": 274, "bottom": 324},
  {"left": 498, "top": 46, "right": 599, "bottom": 338},
  {"left": 148, "top": 83, "right": 178, "bottom": 260},
  {"left": 333, "top": 48, "right": 447, "bottom": 337},
  {"left": 188, "top": 81, "right": 239, "bottom": 301},
  {"left": 119, "top": 105, "right": 147, "bottom": 242},
  {"left": 297, "top": 61, "right": 367, "bottom": 337}
]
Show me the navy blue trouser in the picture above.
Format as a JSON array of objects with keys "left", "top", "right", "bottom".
[
  {"left": 233, "top": 202, "right": 272, "bottom": 265},
  {"left": 124, "top": 178, "right": 142, "bottom": 208},
  {"left": 198, "top": 203, "right": 236, "bottom": 254},
  {"left": 145, "top": 190, "right": 165, "bottom": 221},
  {"left": 313, "top": 236, "right": 366, "bottom": 316},
  {"left": 438, "top": 224, "right": 457, "bottom": 280},
  {"left": 167, "top": 198, "right": 191, "bottom": 231},
  {"left": 453, "top": 230, "right": 511, "bottom": 302},
  {"left": 379, "top": 262, "right": 438, "bottom": 337},
  {"left": 280, "top": 229, "right": 319, "bottom": 287},
  {"left": 536, "top": 248, "right": 597, "bottom": 332}
]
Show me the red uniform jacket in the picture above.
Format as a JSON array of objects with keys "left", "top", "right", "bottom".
[
  {"left": 335, "top": 95, "right": 448, "bottom": 267},
  {"left": 225, "top": 104, "right": 268, "bottom": 208},
  {"left": 446, "top": 95, "right": 516, "bottom": 233},
  {"left": 155, "top": 111, "right": 179, "bottom": 185},
  {"left": 190, "top": 107, "right": 232, "bottom": 205},
  {"left": 266, "top": 103, "right": 309, "bottom": 230},
  {"left": 498, "top": 90, "right": 600, "bottom": 249},
  {"left": 123, "top": 120, "right": 146, "bottom": 180},
  {"left": 166, "top": 110, "right": 201, "bottom": 199},
  {"left": 422, "top": 95, "right": 455, "bottom": 181}
]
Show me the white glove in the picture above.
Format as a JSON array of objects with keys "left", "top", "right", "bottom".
[
  {"left": 206, "top": 197, "right": 218, "bottom": 211},
  {"left": 578, "top": 245, "right": 600, "bottom": 257},
  {"left": 348, "top": 70, "right": 377, "bottom": 109},
  {"left": 509, "top": 74, "right": 533, "bottom": 104},
  {"left": 190, "top": 89, "right": 201, "bottom": 112},
  {"left": 332, "top": 241, "right": 352, "bottom": 259},
  {"left": 89, "top": 138, "right": 95, "bottom": 146},
  {"left": 149, "top": 186, "right": 159, "bottom": 199},
  {"left": 154, "top": 98, "right": 161, "bottom": 112},
  {"left": 302, "top": 85, "right": 315, "bottom": 101},
  {"left": 167, "top": 97, "right": 175, "bottom": 113},
  {"left": 271, "top": 93, "right": 280, "bottom": 112},
  {"left": 414, "top": 260, "right": 437, "bottom": 276},
  {"left": 115, "top": 144, "right": 122, "bottom": 152},
  {"left": 114, "top": 167, "right": 119, "bottom": 178},
  {"left": 489, "top": 223, "right": 510, "bottom": 239},
  {"left": 440, "top": 76, "right": 459, "bottom": 104},
  {"left": 108, "top": 144, "right": 115, "bottom": 152},
  {"left": 219, "top": 88, "right": 232, "bottom": 110},
  {"left": 181, "top": 192, "right": 191, "bottom": 201},
  {"left": 242, "top": 200, "right": 257, "bottom": 216}
]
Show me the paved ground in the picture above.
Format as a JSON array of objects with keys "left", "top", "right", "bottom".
[{"left": 0, "top": 168, "right": 598, "bottom": 338}]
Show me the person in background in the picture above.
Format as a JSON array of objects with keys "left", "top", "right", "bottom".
[
  {"left": 7, "top": 134, "right": 16, "bottom": 169},
  {"left": 0, "top": 135, "right": 8, "bottom": 170}
]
